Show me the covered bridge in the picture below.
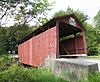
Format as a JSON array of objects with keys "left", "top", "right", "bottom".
[{"left": 18, "top": 14, "right": 87, "bottom": 67}]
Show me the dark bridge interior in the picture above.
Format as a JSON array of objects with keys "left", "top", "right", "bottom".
[{"left": 59, "top": 21, "right": 85, "bottom": 57}]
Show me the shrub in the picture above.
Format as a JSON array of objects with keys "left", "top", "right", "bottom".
[
  {"left": 0, "top": 64, "right": 33, "bottom": 82},
  {"left": 0, "top": 64, "right": 66, "bottom": 82},
  {"left": 31, "top": 68, "right": 66, "bottom": 82},
  {"left": 88, "top": 72, "right": 100, "bottom": 82},
  {"left": 0, "top": 55, "right": 66, "bottom": 82},
  {"left": 79, "top": 72, "right": 100, "bottom": 82},
  {"left": 0, "top": 54, "right": 12, "bottom": 72}
]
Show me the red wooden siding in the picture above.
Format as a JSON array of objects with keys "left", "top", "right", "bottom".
[
  {"left": 18, "top": 14, "right": 87, "bottom": 67},
  {"left": 18, "top": 40, "right": 30, "bottom": 65},
  {"left": 60, "top": 36, "right": 86, "bottom": 55},
  {"left": 18, "top": 26, "right": 57, "bottom": 66}
]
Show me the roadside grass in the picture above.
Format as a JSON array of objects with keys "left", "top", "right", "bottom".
[
  {"left": 0, "top": 54, "right": 100, "bottom": 82},
  {"left": 0, "top": 54, "right": 66, "bottom": 82},
  {"left": 85, "top": 55, "right": 100, "bottom": 59},
  {"left": 0, "top": 64, "right": 66, "bottom": 82},
  {"left": 79, "top": 72, "right": 100, "bottom": 82}
]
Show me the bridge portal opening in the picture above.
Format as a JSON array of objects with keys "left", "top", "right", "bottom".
[{"left": 59, "top": 21, "right": 86, "bottom": 58}]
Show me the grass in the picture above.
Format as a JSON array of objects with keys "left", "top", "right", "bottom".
[
  {"left": 0, "top": 54, "right": 66, "bottom": 82},
  {"left": 0, "top": 64, "right": 67, "bottom": 82},
  {"left": 0, "top": 54, "right": 100, "bottom": 82},
  {"left": 85, "top": 55, "right": 100, "bottom": 59},
  {"left": 79, "top": 72, "right": 100, "bottom": 82}
]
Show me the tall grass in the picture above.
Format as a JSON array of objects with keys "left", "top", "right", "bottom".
[
  {"left": 79, "top": 72, "right": 100, "bottom": 82},
  {"left": 0, "top": 54, "right": 100, "bottom": 82},
  {"left": 0, "top": 55, "right": 66, "bottom": 82},
  {"left": 0, "top": 64, "right": 66, "bottom": 82}
]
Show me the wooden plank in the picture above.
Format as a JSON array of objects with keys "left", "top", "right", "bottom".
[{"left": 60, "top": 54, "right": 87, "bottom": 57}]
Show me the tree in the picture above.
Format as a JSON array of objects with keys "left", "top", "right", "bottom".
[
  {"left": 53, "top": 7, "right": 88, "bottom": 23},
  {"left": 85, "top": 23, "right": 100, "bottom": 55},
  {"left": 53, "top": 8, "right": 99, "bottom": 55},
  {"left": 93, "top": 10, "right": 100, "bottom": 55},
  {"left": 53, "top": 10, "right": 66, "bottom": 17},
  {"left": 53, "top": 7, "right": 73, "bottom": 17},
  {"left": 53, "top": 7, "right": 88, "bottom": 30},
  {"left": 0, "top": 0, "right": 54, "bottom": 26},
  {"left": 0, "top": 27, "right": 8, "bottom": 54},
  {"left": 0, "top": 0, "right": 54, "bottom": 54},
  {"left": 94, "top": 10, "right": 100, "bottom": 30}
]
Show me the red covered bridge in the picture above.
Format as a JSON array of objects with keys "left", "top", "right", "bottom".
[{"left": 18, "top": 14, "right": 87, "bottom": 67}]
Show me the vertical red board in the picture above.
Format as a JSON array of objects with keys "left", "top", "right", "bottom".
[
  {"left": 18, "top": 44, "right": 22, "bottom": 63},
  {"left": 60, "top": 36, "right": 86, "bottom": 55},
  {"left": 76, "top": 36, "right": 86, "bottom": 54},
  {"left": 31, "top": 26, "right": 57, "bottom": 66}
]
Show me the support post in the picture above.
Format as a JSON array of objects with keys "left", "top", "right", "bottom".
[{"left": 74, "top": 34, "right": 78, "bottom": 54}]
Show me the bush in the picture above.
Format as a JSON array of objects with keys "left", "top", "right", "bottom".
[
  {"left": 79, "top": 72, "right": 100, "bottom": 82},
  {"left": 0, "top": 64, "right": 33, "bottom": 82},
  {"left": 1, "top": 55, "right": 100, "bottom": 82},
  {"left": 0, "top": 55, "right": 66, "bottom": 82},
  {"left": 88, "top": 72, "right": 100, "bottom": 82},
  {"left": 0, "top": 64, "right": 66, "bottom": 82},
  {"left": 0, "top": 54, "right": 12, "bottom": 72},
  {"left": 31, "top": 68, "right": 66, "bottom": 82}
]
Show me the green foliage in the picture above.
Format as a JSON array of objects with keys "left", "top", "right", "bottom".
[
  {"left": 0, "top": 0, "right": 54, "bottom": 54},
  {"left": 74, "top": 10, "right": 88, "bottom": 23},
  {"left": 0, "top": 64, "right": 33, "bottom": 82},
  {"left": 86, "top": 55, "right": 100, "bottom": 59},
  {"left": 88, "top": 72, "right": 100, "bottom": 82},
  {"left": 94, "top": 10, "right": 100, "bottom": 30},
  {"left": 0, "top": 65, "right": 66, "bottom": 82},
  {"left": 53, "top": 7, "right": 88, "bottom": 24},
  {"left": 53, "top": 10, "right": 67, "bottom": 17},
  {"left": 0, "top": 25, "right": 34, "bottom": 54},
  {"left": 53, "top": 7, "right": 74, "bottom": 17},
  {"left": 79, "top": 72, "right": 100, "bottom": 82},
  {"left": 53, "top": 8, "right": 100, "bottom": 55},
  {"left": 0, "top": 55, "right": 66, "bottom": 82},
  {"left": 0, "top": 54, "right": 11, "bottom": 72},
  {"left": 85, "top": 28, "right": 100, "bottom": 55},
  {"left": 92, "top": 9, "right": 100, "bottom": 55},
  {"left": 0, "top": 27, "right": 8, "bottom": 54},
  {"left": 0, "top": 0, "right": 54, "bottom": 26},
  {"left": 30, "top": 68, "right": 66, "bottom": 82},
  {"left": 1, "top": 55, "right": 100, "bottom": 82},
  {"left": 14, "top": 0, "right": 53, "bottom": 25}
]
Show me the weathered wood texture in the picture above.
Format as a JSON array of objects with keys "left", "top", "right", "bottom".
[
  {"left": 18, "top": 26, "right": 57, "bottom": 66},
  {"left": 18, "top": 14, "right": 87, "bottom": 67}
]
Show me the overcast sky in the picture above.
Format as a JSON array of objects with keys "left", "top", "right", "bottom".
[{"left": 48, "top": 0, "right": 100, "bottom": 23}]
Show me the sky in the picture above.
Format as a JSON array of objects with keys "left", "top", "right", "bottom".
[{"left": 48, "top": 0, "right": 100, "bottom": 23}]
